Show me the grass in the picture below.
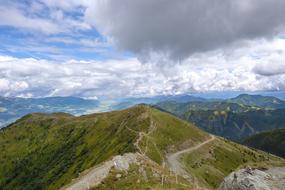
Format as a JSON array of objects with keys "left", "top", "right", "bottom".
[
  {"left": 182, "top": 138, "right": 285, "bottom": 189},
  {"left": 157, "top": 101, "right": 285, "bottom": 142},
  {"left": 0, "top": 106, "right": 149, "bottom": 190},
  {"left": 92, "top": 163, "right": 193, "bottom": 190},
  {"left": 141, "top": 108, "right": 209, "bottom": 164},
  {"left": 0, "top": 105, "right": 209, "bottom": 190},
  {"left": 1, "top": 105, "right": 284, "bottom": 190}
]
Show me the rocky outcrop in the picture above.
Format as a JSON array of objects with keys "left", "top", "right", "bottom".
[
  {"left": 62, "top": 153, "right": 139, "bottom": 190},
  {"left": 113, "top": 153, "right": 138, "bottom": 170},
  {"left": 219, "top": 167, "right": 285, "bottom": 190}
]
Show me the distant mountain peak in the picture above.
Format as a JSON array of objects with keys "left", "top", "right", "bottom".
[{"left": 228, "top": 94, "right": 285, "bottom": 109}]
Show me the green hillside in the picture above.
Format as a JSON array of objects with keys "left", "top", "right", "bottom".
[
  {"left": 181, "top": 137, "right": 284, "bottom": 189},
  {"left": 243, "top": 129, "right": 285, "bottom": 158},
  {"left": 183, "top": 109, "right": 285, "bottom": 141},
  {"left": 228, "top": 94, "right": 285, "bottom": 109},
  {"left": 157, "top": 101, "right": 285, "bottom": 141},
  {"left": 0, "top": 106, "right": 206, "bottom": 190},
  {"left": 0, "top": 105, "right": 284, "bottom": 190},
  {"left": 0, "top": 108, "right": 143, "bottom": 190},
  {"left": 156, "top": 101, "right": 257, "bottom": 115}
]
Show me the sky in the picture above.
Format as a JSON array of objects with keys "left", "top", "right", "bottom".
[{"left": 0, "top": 0, "right": 285, "bottom": 99}]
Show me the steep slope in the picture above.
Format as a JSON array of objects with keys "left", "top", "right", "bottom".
[
  {"left": 166, "top": 135, "right": 216, "bottom": 182},
  {"left": 0, "top": 107, "right": 148, "bottom": 190},
  {"left": 157, "top": 101, "right": 285, "bottom": 141},
  {"left": 227, "top": 94, "right": 285, "bottom": 109},
  {"left": 220, "top": 167, "right": 285, "bottom": 190},
  {"left": 182, "top": 109, "right": 285, "bottom": 141},
  {"left": 243, "top": 129, "right": 285, "bottom": 158},
  {"left": 0, "top": 105, "right": 284, "bottom": 190},
  {"left": 181, "top": 138, "right": 284, "bottom": 189},
  {"left": 0, "top": 105, "right": 207, "bottom": 190}
]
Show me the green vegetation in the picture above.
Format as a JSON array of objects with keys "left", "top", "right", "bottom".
[
  {"left": 228, "top": 94, "right": 285, "bottom": 109},
  {"left": 0, "top": 105, "right": 208, "bottom": 190},
  {"left": 0, "top": 106, "right": 149, "bottom": 190},
  {"left": 182, "top": 138, "right": 284, "bottom": 189},
  {"left": 243, "top": 128, "right": 285, "bottom": 158},
  {"left": 183, "top": 109, "right": 285, "bottom": 141},
  {"left": 92, "top": 163, "right": 193, "bottom": 190},
  {"left": 157, "top": 101, "right": 285, "bottom": 141},
  {"left": 142, "top": 108, "right": 208, "bottom": 164},
  {"left": 0, "top": 104, "right": 284, "bottom": 190},
  {"left": 156, "top": 101, "right": 257, "bottom": 115}
]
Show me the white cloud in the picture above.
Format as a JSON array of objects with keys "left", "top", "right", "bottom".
[
  {"left": 0, "top": 1, "right": 91, "bottom": 35},
  {"left": 0, "top": 38, "right": 285, "bottom": 98},
  {"left": 0, "top": 78, "right": 29, "bottom": 94},
  {"left": 40, "top": 0, "right": 91, "bottom": 10},
  {"left": 0, "top": 1, "right": 285, "bottom": 98},
  {"left": 253, "top": 46, "right": 285, "bottom": 76},
  {"left": 0, "top": 6, "right": 61, "bottom": 34}
]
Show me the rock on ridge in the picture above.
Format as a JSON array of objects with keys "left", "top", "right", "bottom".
[
  {"left": 219, "top": 167, "right": 285, "bottom": 190},
  {"left": 63, "top": 153, "right": 139, "bottom": 190}
]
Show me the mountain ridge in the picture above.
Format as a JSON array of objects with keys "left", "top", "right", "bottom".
[
  {"left": 156, "top": 94, "right": 285, "bottom": 141},
  {"left": 1, "top": 105, "right": 284, "bottom": 190},
  {"left": 227, "top": 94, "right": 285, "bottom": 109}
]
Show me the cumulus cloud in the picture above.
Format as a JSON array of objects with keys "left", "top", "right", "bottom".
[
  {"left": 86, "top": 0, "right": 285, "bottom": 59},
  {"left": 0, "top": 1, "right": 285, "bottom": 98},
  {"left": 1, "top": 38, "right": 285, "bottom": 98},
  {"left": 253, "top": 52, "right": 285, "bottom": 76}
]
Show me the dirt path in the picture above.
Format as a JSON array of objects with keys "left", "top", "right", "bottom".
[
  {"left": 62, "top": 160, "right": 114, "bottom": 190},
  {"left": 62, "top": 153, "right": 138, "bottom": 190},
  {"left": 63, "top": 113, "right": 157, "bottom": 190},
  {"left": 128, "top": 113, "right": 157, "bottom": 156},
  {"left": 62, "top": 112, "right": 215, "bottom": 190},
  {"left": 166, "top": 135, "right": 215, "bottom": 188}
]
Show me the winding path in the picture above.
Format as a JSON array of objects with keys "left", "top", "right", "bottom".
[{"left": 166, "top": 135, "right": 216, "bottom": 186}]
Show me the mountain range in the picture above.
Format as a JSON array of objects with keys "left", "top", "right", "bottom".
[
  {"left": 0, "top": 105, "right": 284, "bottom": 190},
  {"left": 228, "top": 94, "right": 285, "bottom": 109},
  {"left": 0, "top": 94, "right": 285, "bottom": 128},
  {"left": 0, "top": 94, "right": 209, "bottom": 128},
  {"left": 156, "top": 94, "right": 285, "bottom": 142}
]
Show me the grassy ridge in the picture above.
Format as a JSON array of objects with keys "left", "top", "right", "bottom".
[
  {"left": 0, "top": 106, "right": 209, "bottom": 190},
  {"left": 0, "top": 105, "right": 284, "bottom": 190},
  {"left": 0, "top": 107, "right": 149, "bottom": 190},
  {"left": 142, "top": 108, "right": 209, "bottom": 164}
]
